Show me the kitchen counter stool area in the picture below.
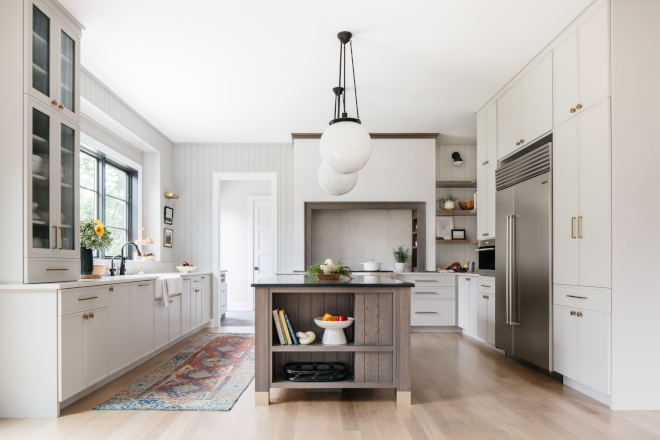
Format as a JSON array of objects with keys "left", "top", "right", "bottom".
[{"left": 0, "top": 273, "right": 214, "bottom": 418}]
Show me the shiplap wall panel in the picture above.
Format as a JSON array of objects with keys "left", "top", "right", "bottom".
[
  {"left": 436, "top": 144, "right": 479, "bottom": 270},
  {"left": 174, "top": 143, "right": 294, "bottom": 273},
  {"left": 81, "top": 116, "right": 144, "bottom": 165}
]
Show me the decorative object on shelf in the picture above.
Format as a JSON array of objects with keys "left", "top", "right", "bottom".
[
  {"left": 164, "top": 192, "right": 179, "bottom": 199},
  {"left": 393, "top": 245, "right": 409, "bottom": 273},
  {"left": 284, "top": 362, "right": 348, "bottom": 382},
  {"left": 437, "top": 194, "right": 458, "bottom": 210},
  {"left": 135, "top": 228, "right": 154, "bottom": 244},
  {"left": 459, "top": 201, "right": 474, "bottom": 210},
  {"left": 452, "top": 152, "right": 464, "bottom": 166},
  {"left": 306, "top": 259, "right": 353, "bottom": 280},
  {"left": 80, "top": 218, "right": 113, "bottom": 279},
  {"left": 361, "top": 260, "right": 381, "bottom": 271},
  {"left": 467, "top": 261, "right": 476, "bottom": 273},
  {"left": 436, "top": 216, "right": 454, "bottom": 240},
  {"left": 296, "top": 331, "right": 316, "bottom": 345},
  {"left": 92, "top": 265, "right": 106, "bottom": 279},
  {"left": 163, "top": 228, "right": 173, "bottom": 248},
  {"left": 318, "top": 162, "right": 358, "bottom": 196},
  {"left": 318, "top": 31, "right": 371, "bottom": 195},
  {"left": 164, "top": 206, "right": 173, "bottom": 225},
  {"left": 137, "top": 266, "right": 144, "bottom": 275},
  {"left": 314, "top": 317, "right": 355, "bottom": 345},
  {"left": 141, "top": 252, "right": 155, "bottom": 261},
  {"left": 451, "top": 229, "right": 466, "bottom": 240},
  {"left": 176, "top": 262, "right": 197, "bottom": 273}
]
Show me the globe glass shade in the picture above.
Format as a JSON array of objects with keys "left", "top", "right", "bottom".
[
  {"left": 318, "top": 162, "right": 358, "bottom": 196},
  {"left": 319, "top": 121, "right": 372, "bottom": 174}
]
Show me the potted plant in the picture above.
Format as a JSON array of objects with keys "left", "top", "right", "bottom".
[
  {"left": 80, "top": 218, "right": 113, "bottom": 279},
  {"left": 437, "top": 194, "right": 458, "bottom": 210},
  {"left": 306, "top": 259, "right": 353, "bottom": 280},
  {"left": 393, "top": 245, "right": 409, "bottom": 273}
]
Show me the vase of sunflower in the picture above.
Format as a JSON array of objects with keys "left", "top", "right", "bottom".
[{"left": 80, "top": 219, "right": 113, "bottom": 279}]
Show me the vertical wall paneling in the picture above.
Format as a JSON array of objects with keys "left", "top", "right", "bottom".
[
  {"left": 436, "top": 144, "right": 479, "bottom": 269},
  {"left": 174, "top": 144, "right": 294, "bottom": 273}
]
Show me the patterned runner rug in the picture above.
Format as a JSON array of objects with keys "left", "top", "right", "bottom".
[{"left": 94, "top": 333, "right": 254, "bottom": 411}]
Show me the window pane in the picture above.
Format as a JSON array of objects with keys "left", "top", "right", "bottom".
[
  {"left": 106, "top": 227, "right": 126, "bottom": 257},
  {"left": 105, "top": 196, "right": 126, "bottom": 229},
  {"left": 105, "top": 163, "right": 127, "bottom": 200},
  {"left": 80, "top": 152, "right": 96, "bottom": 189},
  {"left": 80, "top": 188, "right": 96, "bottom": 222}
]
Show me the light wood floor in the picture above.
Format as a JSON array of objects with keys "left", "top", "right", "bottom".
[{"left": 2, "top": 327, "right": 660, "bottom": 440}]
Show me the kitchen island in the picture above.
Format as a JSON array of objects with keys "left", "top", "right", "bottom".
[{"left": 252, "top": 275, "right": 414, "bottom": 406}]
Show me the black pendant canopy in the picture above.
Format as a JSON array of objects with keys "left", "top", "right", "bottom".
[{"left": 329, "top": 31, "right": 361, "bottom": 125}]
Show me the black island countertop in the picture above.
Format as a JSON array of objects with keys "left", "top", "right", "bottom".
[{"left": 251, "top": 274, "right": 414, "bottom": 288}]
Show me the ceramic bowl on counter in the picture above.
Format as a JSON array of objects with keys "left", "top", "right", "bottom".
[{"left": 176, "top": 265, "right": 197, "bottom": 273}]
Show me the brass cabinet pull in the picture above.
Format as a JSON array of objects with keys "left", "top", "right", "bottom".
[
  {"left": 481, "top": 285, "right": 491, "bottom": 288},
  {"left": 415, "top": 312, "right": 438, "bottom": 314},
  {"left": 520, "top": 139, "right": 524, "bottom": 144},
  {"left": 51, "top": 226, "right": 57, "bottom": 249},
  {"left": 570, "top": 108, "right": 576, "bottom": 113},
  {"left": 47, "top": 268, "right": 69, "bottom": 271},
  {"left": 414, "top": 280, "right": 436, "bottom": 283},
  {"left": 577, "top": 311, "right": 583, "bottom": 317},
  {"left": 466, "top": 278, "right": 471, "bottom": 281},
  {"left": 415, "top": 292, "right": 437, "bottom": 294},
  {"left": 52, "top": 99, "right": 58, "bottom": 106},
  {"left": 59, "top": 227, "right": 64, "bottom": 249},
  {"left": 58, "top": 104, "right": 64, "bottom": 109},
  {"left": 83, "top": 314, "right": 88, "bottom": 320},
  {"left": 576, "top": 104, "right": 582, "bottom": 109},
  {"left": 516, "top": 141, "right": 520, "bottom": 146},
  {"left": 78, "top": 296, "right": 99, "bottom": 301},
  {"left": 570, "top": 310, "right": 576, "bottom": 315},
  {"left": 89, "top": 313, "right": 94, "bottom": 319},
  {"left": 195, "top": 289, "right": 200, "bottom": 292},
  {"left": 138, "top": 284, "right": 151, "bottom": 287},
  {"left": 109, "top": 287, "right": 114, "bottom": 291},
  {"left": 571, "top": 217, "right": 576, "bottom": 238},
  {"left": 577, "top": 216, "right": 583, "bottom": 238},
  {"left": 567, "top": 295, "right": 587, "bottom": 299},
  {"left": 482, "top": 160, "right": 489, "bottom": 166}
]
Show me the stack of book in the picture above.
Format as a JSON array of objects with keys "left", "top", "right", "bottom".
[{"left": 272, "top": 308, "right": 300, "bottom": 345}]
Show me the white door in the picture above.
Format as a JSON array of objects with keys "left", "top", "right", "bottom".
[
  {"left": 477, "top": 294, "right": 488, "bottom": 341},
  {"left": 578, "top": 309, "right": 611, "bottom": 394},
  {"left": 476, "top": 112, "right": 487, "bottom": 172},
  {"left": 130, "top": 283, "right": 154, "bottom": 362},
  {"left": 58, "top": 311, "right": 86, "bottom": 401},
  {"left": 521, "top": 53, "right": 553, "bottom": 144},
  {"left": 553, "top": 117, "right": 580, "bottom": 286},
  {"left": 468, "top": 278, "right": 479, "bottom": 335},
  {"left": 202, "top": 275, "right": 211, "bottom": 323},
  {"left": 169, "top": 295, "right": 181, "bottom": 341},
  {"left": 457, "top": 276, "right": 470, "bottom": 329},
  {"left": 497, "top": 80, "right": 522, "bottom": 159},
  {"left": 181, "top": 279, "right": 191, "bottom": 333},
  {"left": 486, "top": 294, "right": 496, "bottom": 345},
  {"left": 554, "top": 32, "right": 578, "bottom": 127},
  {"left": 578, "top": 100, "right": 611, "bottom": 288},
  {"left": 578, "top": 4, "right": 609, "bottom": 112},
  {"left": 553, "top": 305, "right": 578, "bottom": 378},
  {"left": 486, "top": 166, "right": 497, "bottom": 239},
  {"left": 196, "top": 289, "right": 202, "bottom": 327},
  {"left": 85, "top": 308, "right": 108, "bottom": 387},
  {"left": 486, "top": 104, "right": 498, "bottom": 166},
  {"left": 250, "top": 197, "right": 273, "bottom": 309},
  {"left": 154, "top": 298, "right": 168, "bottom": 350},
  {"left": 107, "top": 284, "right": 131, "bottom": 374},
  {"left": 477, "top": 167, "right": 489, "bottom": 239}
]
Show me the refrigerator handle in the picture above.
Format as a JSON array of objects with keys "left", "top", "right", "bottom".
[
  {"left": 510, "top": 215, "right": 520, "bottom": 326},
  {"left": 505, "top": 215, "right": 510, "bottom": 325}
]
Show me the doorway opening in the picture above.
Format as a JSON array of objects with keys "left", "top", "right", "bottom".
[{"left": 212, "top": 173, "right": 277, "bottom": 327}]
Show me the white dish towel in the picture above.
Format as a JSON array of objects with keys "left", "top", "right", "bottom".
[{"left": 162, "top": 277, "right": 182, "bottom": 307}]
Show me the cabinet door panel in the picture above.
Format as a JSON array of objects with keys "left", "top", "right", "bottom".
[
  {"left": 476, "top": 112, "right": 488, "bottom": 172},
  {"left": 57, "top": 117, "right": 79, "bottom": 257},
  {"left": 202, "top": 275, "right": 211, "bottom": 323},
  {"left": 154, "top": 299, "right": 169, "bottom": 350},
  {"left": 56, "top": 21, "right": 80, "bottom": 122},
  {"left": 578, "top": 309, "right": 611, "bottom": 394},
  {"left": 58, "top": 312, "right": 86, "bottom": 401},
  {"left": 457, "top": 277, "right": 470, "bottom": 329},
  {"left": 486, "top": 294, "right": 496, "bottom": 345},
  {"left": 469, "top": 278, "right": 479, "bottom": 335},
  {"left": 477, "top": 167, "right": 488, "bottom": 239},
  {"left": 169, "top": 296, "right": 181, "bottom": 341},
  {"left": 497, "top": 81, "right": 522, "bottom": 159},
  {"left": 85, "top": 308, "right": 108, "bottom": 386},
  {"left": 196, "top": 290, "right": 203, "bottom": 327},
  {"left": 477, "top": 294, "right": 488, "bottom": 340},
  {"left": 553, "top": 305, "right": 578, "bottom": 378},
  {"left": 130, "top": 283, "right": 154, "bottom": 362},
  {"left": 25, "top": 0, "right": 57, "bottom": 105},
  {"left": 486, "top": 104, "right": 498, "bottom": 166},
  {"left": 487, "top": 166, "right": 497, "bottom": 239},
  {"left": 578, "top": 5, "right": 609, "bottom": 111},
  {"left": 107, "top": 284, "right": 130, "bottom": 374},
  {"left": 554, "top": 32, "right": 579, "bottom": 127},
  {"left": 553, "top": 118, "right": 580, "bottom": 286},
  {"left": 578, "top": 100, "right": 611, "bottom": 288},
  {"left": 181, "top": 280, "right": 191, "bottom": 333},
  {"left": 522, "top": 53, "right": 553, "bottom": 143}
]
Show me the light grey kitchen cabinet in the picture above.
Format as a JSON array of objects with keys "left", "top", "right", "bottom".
[
  {"left": 107, "top": 284, "right": 131, "bottom": 375},
  {"left": 130, "top": 282, "right": 155, "bottom": 362}
]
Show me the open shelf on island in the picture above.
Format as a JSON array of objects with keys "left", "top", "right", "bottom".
[
  {"left": 272, "top": 342, "right": 394, "bottom": 352},
  {"left": 271, "top": 374, "right": 395, "bottom": 389},
  {"left": 436, "top": 209, "right": 476, "bottom": 216},
  {"left": 436, "top": 179, "right": 477, "bottom": 188},
  {"left": 436, "top": 239, "right": 478, "bottom": 245}
]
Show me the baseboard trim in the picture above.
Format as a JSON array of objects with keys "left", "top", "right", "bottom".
[
  {"left": 412, "top": 326, "right": 462, "bottom": 333},
  {"left": 563, "top": 377, "right": 611, "bottom": 406}
]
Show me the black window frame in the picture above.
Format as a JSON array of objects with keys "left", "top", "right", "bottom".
[{"left": 80, "top": 144, "right": 139, "bottom": 259}]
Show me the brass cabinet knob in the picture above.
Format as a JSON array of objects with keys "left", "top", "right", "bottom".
[
  {"left": 520, "top": 139, "right": 524, "bottom": 143},
  {"left": 482, "top": 160, "right": 489, "bottom": 166},
  {"left": 570, "top": 108, "right": 576, "bottom": 113},
  {"left": 109, "top": 287, "right": 114, "bottom": 291},
  {"left": 52, "top": 99, "right": 58, "bottom": 106},
  {"left": 576, "top": 104, "right": 582, "bottom": 109},
  {"left": 466, "top": 278, "right": 471, "bottom": 281},
  {"left": 570, "top": 310, "right": 576, "bottom": 315},
  {"left": 83, "top": 314, "right": 88, "bottom": 320},
  {"left": 577, "top": 311, "right": 582, "bottom": 317},
  {"left": 58, "top": 104, "right": 64, "bottom": 109},
  {"left": 89, "top": 313, "right": 94, "bottom": 319},
  {"left": 516, "top": 141, "right": 520, "bottom": 146},
  {"left": 485, "top": 233, "right": 489, "bottom": 237}
]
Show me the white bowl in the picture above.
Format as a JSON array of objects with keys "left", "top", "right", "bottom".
[
  {"left": 362, "top": 261, "right": 381, "bottom": 271},
  {"left": 176, "top": 265, "right": 197, "bottom": 273},
  {"left": 314, "top": 317, "right": 354, "bottom": 345}
]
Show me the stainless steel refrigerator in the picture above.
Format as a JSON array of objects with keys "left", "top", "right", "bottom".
[{"left": 495, "top": 143, "right": 553, "bottom": 372}]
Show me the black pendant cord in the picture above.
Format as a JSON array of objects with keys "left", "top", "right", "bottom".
[
  {"left": 350, "top": 41, "right": 360, "bottom": 120},
  {"left": 337, "top": 41, "right": 343, "bottom": 119},
  {"left": 342, "top": 43, "right": 347, "bottom": 118}
]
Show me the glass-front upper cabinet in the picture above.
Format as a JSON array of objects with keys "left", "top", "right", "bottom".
[
  {"left": 25, "top": 0, "right": 80, "bottom": 123},
  {"left": 58, "top": 118, "right": 79, "bottom": 257}
]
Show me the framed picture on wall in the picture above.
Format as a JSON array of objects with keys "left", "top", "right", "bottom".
[
  {"left": 163, "top": 228, "right": 173, "bottom": 248},
  {"left": 451, "top": 229, "right": 466, "bottom": 240},
  {"left": 436, "top": 216, "right": 454, "bottom": 240},
  {"left": 164, "top": 206, "right": 173, "bottom": 225}
]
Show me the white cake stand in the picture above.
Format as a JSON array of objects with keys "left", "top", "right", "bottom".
[{"left": 314, "top": 317, "right": 354, "bottom": 345}]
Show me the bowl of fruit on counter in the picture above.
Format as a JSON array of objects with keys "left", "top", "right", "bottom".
[
  {"left": 314, "top": 313, "right": 354, "bottom": 345},
  {"left": 176, "top": 262, "right": 197, "bottom": 273}
]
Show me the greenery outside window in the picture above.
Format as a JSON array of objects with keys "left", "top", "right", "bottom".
[{"left": 79, "top": 145, "right": 138, "bottom": 258}]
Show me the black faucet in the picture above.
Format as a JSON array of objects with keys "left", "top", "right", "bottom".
[{"left": 110, "top": 242, "right": 142, "bottom": 276}]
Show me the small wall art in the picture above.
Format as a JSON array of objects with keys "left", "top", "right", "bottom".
[
  {"left": 164, "top": 206, "right": 173, "bottom": 225},
  {"left": 436, "top": 216, "right": 454, "bottom": 240},
  {"left": 163, "top": 228, "right": 173, "bottom": 247}
]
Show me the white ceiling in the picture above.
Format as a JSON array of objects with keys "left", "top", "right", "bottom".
[{"left": 59, "top": 0, "right": 592, "bottom": 144}]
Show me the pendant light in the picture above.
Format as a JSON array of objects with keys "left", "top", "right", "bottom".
[
  {"left": 319, "top": 31, "right": 371, "bottom": 177},
  {"left": 318, "top": 162, "right": 358, "bottom": 196}
]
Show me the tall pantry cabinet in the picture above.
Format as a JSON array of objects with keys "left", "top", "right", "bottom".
[{"left": 0, "top": 0, "right": 83, "bottom": 283}]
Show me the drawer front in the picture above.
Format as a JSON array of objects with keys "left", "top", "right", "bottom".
[
  {"left": 25, "top": 258, "right": 80, "bottom": 284},
  {"left": 411, "top": 287, "right": 455, "bottom": 300},
  {"left": 397, "top": 274, "right": 455, "bottom": 287},
  {"left": 59, "top": 287, "right": 107, "bottom": 315},
  {"left": 478, "top": 277, "right": 495, "bottom": 294},
  {"left": 190, "top": 276, "right": 202, "bottom": 283},
  {"left": 411, "top": 299, "right": 455, "bottom": 326},
  {"left": 553, "top": 284, "right": 611, "bottom": 313}
]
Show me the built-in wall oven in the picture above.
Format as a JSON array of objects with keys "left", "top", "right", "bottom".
[{"left": 476, "top": 239, "right": 495, "bottom": 276}]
